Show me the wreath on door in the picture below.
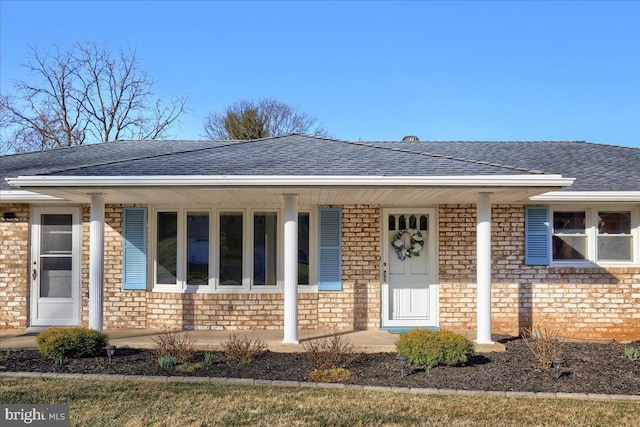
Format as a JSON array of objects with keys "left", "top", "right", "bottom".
[{"left": 391, "top": 229, "right": 424, "bottom": 260}]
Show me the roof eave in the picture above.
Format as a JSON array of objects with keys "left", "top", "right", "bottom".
[
  {"left": 529, "top": 191, "right": 640, "bottom": 202},
  {"left": 6, "top": 174, "right": 575, "bottom": 188},
  {"left": 0, "top": 190, "right": 64, "bottom": 202}
]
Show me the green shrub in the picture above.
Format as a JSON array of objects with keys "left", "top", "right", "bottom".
[
  {"left": 36, "top": 327, "right": 109, "bottom": 361},
  {"left": 624, "top": 346, "right": 639, "bottom": 361},
  {"left": 158, "top": 355, "right": 179, "bottom": 369},
  {"left": 204, "top": 352, "right": 217, "bottom": 365},
  {"left": 396, "top": 329, "right": 474, "bottom": 369}
]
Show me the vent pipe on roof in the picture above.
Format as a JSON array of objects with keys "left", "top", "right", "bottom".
[{"left": 402, "top": 135, "right": 419, "bottom": 141}]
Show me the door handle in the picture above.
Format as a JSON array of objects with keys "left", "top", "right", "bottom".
[
  {"left": 383, "top": 270, "right": 387, "bottom": 282},
  {"left": 32, "top": 268, "right": 37, "bottom": 281}
]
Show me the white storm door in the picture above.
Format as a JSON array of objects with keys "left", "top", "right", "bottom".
[
  {"left": 382, "top": 210, "right": 438, "bottom": 328},
  {"left": 30, "top": 207, "right": 82, "bottom": 326}
]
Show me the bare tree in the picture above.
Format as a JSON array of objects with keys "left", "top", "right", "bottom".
[
  {"left": 203, "top": 98, "right": 327, "bottom": 140},
  {"left": 1, "top": 42, "right": 187, "bottom": 152}
]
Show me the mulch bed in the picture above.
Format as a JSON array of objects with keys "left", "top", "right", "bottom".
[{"left": 2, "top": 338, "right": 638, "bottom": 395}]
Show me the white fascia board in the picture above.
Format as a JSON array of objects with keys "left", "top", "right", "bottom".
[
  {"left": 529, "top": 191, "right": 640, "bottom": 202},
  {"left": 0, "top": 190, "right": 63, "bottom": 202},
  {"left": 6, "top": 174, "right": 574, "bottom": 188}
]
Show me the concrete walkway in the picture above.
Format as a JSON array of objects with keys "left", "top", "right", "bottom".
[{"left": 0, "top": 328, "right": 505, "bottom": 353}]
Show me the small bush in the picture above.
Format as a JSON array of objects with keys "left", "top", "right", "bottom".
[
  {"left": 303, "top": 334, "right": 357, "bottom": 371},
  {"left": 151, "top": 327, "right": 196, "bottom": 363},
  {"left": 522, "top": 326, "right": 563, "bottom": 369},
  {"left": 0, "top": 348, "right": 17, "bottom": 364},
  {"left": 36, "top": 327, "right": 109, "bottom": 361},
  {"left": 396, "top": 329, "right": 474, "bottom": 370},
  {"left": 624, "top": 346, "right": 639, "bottom": 361},
  {"left": 204, "top": 352, "right": 217, "bottom": 365},
  {"left": 221, "top": 333, "right": 266, "bottom": 363},
  {"left": 158, "top": 355, "right": 179, "bottom": 369},
  {"left": 308, "top": 367, "right": 353, "bottom": 383}
]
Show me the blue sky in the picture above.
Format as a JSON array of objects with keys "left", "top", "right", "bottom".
[{"left": 1, "top": 1, "right": 639, "bottom": 147}]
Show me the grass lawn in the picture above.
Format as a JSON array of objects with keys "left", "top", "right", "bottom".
[{"left": 1, "top": 377, "right": 638, "bottom": 426}]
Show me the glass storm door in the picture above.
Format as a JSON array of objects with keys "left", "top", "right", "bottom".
[
  {"left": 382, "top": 210, "right": 438, "bottom": 328},
  {"left": 30, "top": 207, "right": 81, "bottom": 326}
]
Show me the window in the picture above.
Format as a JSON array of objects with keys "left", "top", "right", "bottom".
[
  {"left": 150, "top": 207, "right": 317, "bottom": 291},
  {"left": 545, "top": 207, "right": 637, "bottom": 264},
  {"left": 220, "top": 213, "right": 243, "bottom": 286},
  {"left": 597, "top": 211, "right": 632, "bottom": 261},
  {"left": 156, "top": 212, "right": 177, "bottom": 284},
  {"left": 187, "top": 212, "right": 209, "bottom": 286},
  {"left": 298, "top": 213, "right": 310, "bottom": 285},
  {"left": 253, "top": 212, "right": 278, "bottom": 286}
]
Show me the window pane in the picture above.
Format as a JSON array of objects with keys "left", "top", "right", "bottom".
[
  {"left": 157, "top": 212, "right": 177, "bottom": 284},
  {"left": 552, "top": 235, "right": 587, "bottom": 260},
  {"left": 254, "top": 213, "right": 277, "bottom": 286},
  {"left": 552, "top": 211, "right": 586, "bottom": 261},
  {"left": 398, "top": 215, "right": 406, "bottom": 230},
  {"left": 298, "top": 213, "right": 310, "bottom": 285},
  {"left": 553, "top": 211, "right": 585, "bottom": 234},
  {"left": 187, "top": 212, "right": 209, "bottom": 286},
  {"left": 598, "top": 236, "right": 632, "bottom": 261},
  {"left": 420, "top": 215, "right": 428, "bottom": 231},
  {"left": 598, "top": 212, "right": 631, "bottom": 234},
  {"left": 41, "top": 214, "right": 72, "bottom": 254},
  {"left": 40, "top": 257, "right": 72, "bottom": 298},
  {"left": 220, "top": 213, "right": 243, "bottom": 286},
  {"left": 388, "top": 215, "right": 396, "bottom": 231}
]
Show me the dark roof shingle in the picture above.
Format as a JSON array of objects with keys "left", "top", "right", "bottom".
[{"left": 1, "top": 134, "right": 638, "bottom": 192}]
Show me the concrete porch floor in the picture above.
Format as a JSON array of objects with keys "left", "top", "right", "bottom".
[{"left": 0, "top": 328, "right": 506, "bottom": 353}]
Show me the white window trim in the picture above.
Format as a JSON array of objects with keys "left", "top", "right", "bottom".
[
  {"left": 549, "top": 205, "right": 639, "bottom": 267},
  {"left": 151, "top": 205, "right": 318, "bottom": 293}
]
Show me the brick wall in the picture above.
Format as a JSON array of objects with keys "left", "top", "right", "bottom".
[
  {"left": 439, "top": 204, "right": 640, "bottom": 341},
  {"left": 0, "top": 204, "right": 30, "bottom": 328},
  {"left": 318, "top": 205, "right": 381, "bottom": 330},
  {"left": 144, "top": 293, "right": 318, "bottom": 330},
  {"left": 81, "top": 205, "right": 148, "bottom": 329},
  {"left": 3, "top": 201, "right": 637, "bottom": 341}
]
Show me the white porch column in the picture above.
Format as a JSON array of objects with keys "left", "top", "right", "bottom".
[
  {"left": 89, "top": 193, "right": 105, "bottom": 332},
  {"left": 283, "top": 194, "right": 299, "bottom": 344},
  {"left": 476, "top": 192, "right": 494, "bottom": 344}
]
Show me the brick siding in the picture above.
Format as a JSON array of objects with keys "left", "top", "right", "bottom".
[
  {"left": 439, "top": 204, "right": 640, "bottom": 341},
  {"left": 0, "top": 204, "right": 30, "bottom": 328},
  {"left": 1, "top": 202, "right": 637, "bottom": 341}
]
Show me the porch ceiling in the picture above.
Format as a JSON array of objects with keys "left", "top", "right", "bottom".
[{"left": 10, "top": 184, "right": 565, "bottom": 206}]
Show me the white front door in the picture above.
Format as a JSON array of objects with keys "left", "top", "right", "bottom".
[
  {"left": 382, "top": 209, "right": 438, "bottom": 328},
  {"left": 30, "top": 207, "right": 82, "bottom": 326}
]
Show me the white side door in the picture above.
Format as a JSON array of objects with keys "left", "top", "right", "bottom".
[
  {"left": 30, "top": 207, "right": 82, "bottom": 326},
  {"left": 382, "top": 209, "right": 438, "bottom": 328}
]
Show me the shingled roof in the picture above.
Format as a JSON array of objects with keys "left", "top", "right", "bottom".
[{"left": 2, "top": 134, "right": 639, "bottom": 192}]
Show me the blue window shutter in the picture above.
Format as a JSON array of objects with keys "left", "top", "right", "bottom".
[
  {"left": 318, "top": 208, "right": 342, "bottom": 291},
  {"left": 525, "top": 206, "right": 550, "bottom": 265},
  {"left": 123, "top": 207, "right": 147, "bottom": 290}
]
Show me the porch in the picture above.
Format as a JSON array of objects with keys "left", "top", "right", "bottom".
[{"left": 0, "top": 328, "right": 505, "bottom": 353}]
